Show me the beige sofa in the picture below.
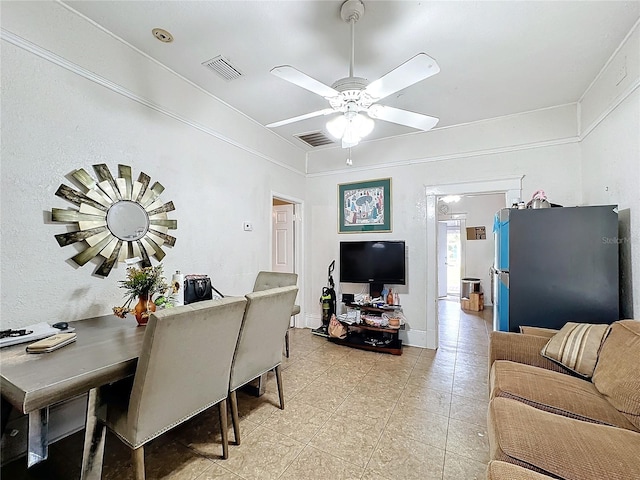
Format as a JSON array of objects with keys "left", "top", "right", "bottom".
[{"left": 487, "top": 320, "right": 640, "bottom": 479}]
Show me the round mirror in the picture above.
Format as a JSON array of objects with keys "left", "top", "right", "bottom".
[
  {"left": 106, "top": 200, "right": 150, "bottom": 241},
  {"left": 51, "top": 164, "right": 177, "bottom": 276}
]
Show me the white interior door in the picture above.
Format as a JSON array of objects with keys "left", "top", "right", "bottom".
[
  {"left": 437, "top": 221, "right": 448, "bottom": 298},
  {"left": 446, "top": 224, "right": 461, "bottom": 296},
  {"left": 272, "top": 203, "right": 294, "bottom": 273}
]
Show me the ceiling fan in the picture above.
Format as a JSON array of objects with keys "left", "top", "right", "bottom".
[{"left": 266, "top": 0, "right": 440, "bottom": 148}]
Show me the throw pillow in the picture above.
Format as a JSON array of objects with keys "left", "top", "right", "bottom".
[{"left": 540, "top": 322, "right": 610, "bottom": 378}]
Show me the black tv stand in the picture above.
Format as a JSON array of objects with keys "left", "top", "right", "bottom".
[
  {"left": 329, "top": 302, "right": 404, "bottom": 355},
  {"left": 311, "top": 325, "right": 329, "bottom": 338}
]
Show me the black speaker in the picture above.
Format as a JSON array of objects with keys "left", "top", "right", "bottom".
[{"left": 342, "top": 293, "right": 355, "bottom": 303}]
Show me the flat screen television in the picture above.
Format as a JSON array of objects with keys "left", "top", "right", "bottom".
[{"left": 340, "top": 241, "right": 406, "bottom": 296}]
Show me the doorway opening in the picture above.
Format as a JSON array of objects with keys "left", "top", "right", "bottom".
[
  {"left": 272, "top": 198, "right": 296, "bottom": 274},
  {"left": 271, "top": 194, "right": 303, "bottom": 328},
  {"left": 446, "top": 222, "right": 462, "bottom": 296},
  {"left": 425, "top": 177, "right": 522, "bottom": 349},
  {"left": 437, "top": 218, "right": 464, "bottom": 299}
]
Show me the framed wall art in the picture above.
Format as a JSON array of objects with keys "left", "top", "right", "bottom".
[
  {"left": 338, "top": 178, "right": 391, "bottom": 233},
  {"left": 50, "top": 164, "right": 177, "bottom": 277}
]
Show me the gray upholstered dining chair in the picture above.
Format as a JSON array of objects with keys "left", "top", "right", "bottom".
[
  {"left": 252, "top": 271, "right": 300, "bottom": 357},
  {"left": 229, "top": 285, "right": 298, "bottom": 445},
  {"left": 88, "top": 297, "right": 247, "bottom": 480}
]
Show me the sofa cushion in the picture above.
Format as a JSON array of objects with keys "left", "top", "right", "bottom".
[
  {"left": 486, "top": 461, "right": 555, "bottom": 480},
  {"left": 540, "top": 322, "right": 609, "bottom": 378},
  {"left": 490, "top": 360, "right": 638, "bottom": 430},
  {"left": 488, "top": 397, "right": 640, "bottom": 480},
  {"left": 518, "top": 326, "right": 557, "bottom": 339},
  {"left": 592, "top": 319, "right": 640, "bottom": 430}
]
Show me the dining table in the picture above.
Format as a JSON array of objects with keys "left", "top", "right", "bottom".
[{"left": 1, "top": 315, "right": 145, "bottom": 479}]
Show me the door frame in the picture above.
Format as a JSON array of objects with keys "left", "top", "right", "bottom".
[
  {"left": 270, "top": 191, "right": 304, "bottom": 328},
  {"left": 425, "top": 177, "right": 522, "bottom": 349}
]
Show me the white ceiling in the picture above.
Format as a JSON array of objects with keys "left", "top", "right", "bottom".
[{"left": 64, "top": 1, "right": 640, "bottom": 151}]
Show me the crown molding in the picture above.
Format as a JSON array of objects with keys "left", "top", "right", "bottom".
[
  {"left": 1, "top": 28, "right": 305, "bottom": 177},
  {"left": 306, "top": 137, "right": 578, "bottom": 178},
  {"left": 579, "top": 79, "right": 640, "bottom": 140}
]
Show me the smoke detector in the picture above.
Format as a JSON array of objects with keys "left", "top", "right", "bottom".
[{"left": 152, "top": 28, "right": 174, "bottom": 43}]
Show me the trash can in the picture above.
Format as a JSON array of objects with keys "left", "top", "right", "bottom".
[{"left": 461, "top": 278, "right": 481, "bottom": 299}]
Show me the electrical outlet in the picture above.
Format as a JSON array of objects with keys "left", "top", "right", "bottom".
[{"left": 243, "top": 222, "right": 253, "bottom": 231}]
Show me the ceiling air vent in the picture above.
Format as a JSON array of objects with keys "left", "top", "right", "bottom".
[
  {"left": 295, "top": 131, "right": 336, "bottom": 148},
  {"left": 201, "top": 55, "right": 243, "bottom": 81}
]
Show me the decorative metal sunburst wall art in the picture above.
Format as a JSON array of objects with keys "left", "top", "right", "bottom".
[{"left": 51, "top": 164, "right": 177, "bottom": 277}]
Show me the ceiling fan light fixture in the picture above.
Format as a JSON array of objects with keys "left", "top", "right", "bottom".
[
  {"left": 342, "top": 128, "right": 360, "bottom": 148},
  {"left": 326, "top": 115, "right": 347, "bottom": 139},
  {"left": 354, "top": 113, "right": 374, "bottom": 137},
  {"left": 268, "top": 0, "right": 440, "bottom": 148},
  {"left": 326, "top": 112, "right": 374, "bottom": 147}
]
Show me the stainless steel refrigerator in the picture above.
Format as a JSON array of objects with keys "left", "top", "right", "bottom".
[{"left": 493, "top": 205, "right": 619, "bottom": 332}]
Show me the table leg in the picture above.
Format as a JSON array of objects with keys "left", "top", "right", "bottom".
[
  {"left": 1, "top": 396, "right": 12, "bottom": 436},
  {"left": 80, "top": 388, "right": 107, "bottom": 480},
  {"left": 256, "top": 373, "right": 267, "bottom": 396},
  {"left": 27, "top": 408, "right": 49, "bottom": 467},
  {"left": 240, "top": 373, "right": 268, "bottom": 397}
]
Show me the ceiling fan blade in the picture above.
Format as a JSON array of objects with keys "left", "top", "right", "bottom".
[
  {"left": 367, "top": 105, "right": 439, "bottom": 131},
  {"left": 271, "top": 66, "right": 340, "bottom": 98},
  {"left": 266, "top": 108, "right": 335, "bottom": 128},
  {"left": 364, "top": 53, "right": 440, "bottom": 101}
]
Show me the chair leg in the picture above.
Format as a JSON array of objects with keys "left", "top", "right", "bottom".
[
  {"left": 132, "top": 446, "right": 145, "bottom": 480},
  {"left": 229, "top": 390, "right": 241, "bottom": 446},
  {"left": 218, "top": 399, "right": 229, "bottom": 459},
  {"left": 275, "top": 365, "right": 285, "bottom": 410},
  {"left": 284, "top": 329, "right": 290, "bottom": 358}
]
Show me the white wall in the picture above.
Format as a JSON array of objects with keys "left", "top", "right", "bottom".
[
  {"left": 0, "top": 2, "right": 306, "bottom": 329},
  {"left": 2, "top": 2, "right": 637, "bottom": 340},
  {"left": 305, "top": 108, "right": 583, "bottom": 347},
  {"left": 306, "top": 103, "right": 578, "bottom": 174},
  {"left": 305, "top": 21, "right": 640, "bottom": 347},
  {"left": 579, "top": 22, "right": 640, "bottom": 318}
]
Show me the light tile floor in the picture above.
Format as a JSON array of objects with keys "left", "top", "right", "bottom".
[{"left": 2, "top": 299, "right": 492, "bottom": 479}]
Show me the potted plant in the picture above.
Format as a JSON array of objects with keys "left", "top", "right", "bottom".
[{"left": 113, "top": 264, "right": 170, "bottom": 325}]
